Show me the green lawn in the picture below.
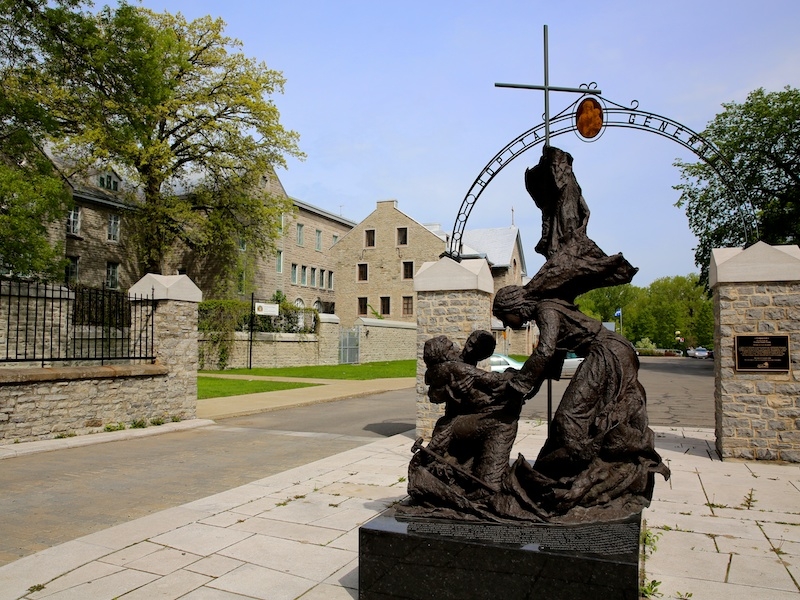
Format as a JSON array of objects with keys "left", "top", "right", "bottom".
[
  {"left": 197, "top": 377, "right": 319, "bottom": 400},
  {"left": 201, "top": 359, "right": 416, "bottom": 380}
]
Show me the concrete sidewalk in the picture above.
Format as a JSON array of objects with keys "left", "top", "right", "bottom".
[
  {"left": 1, "top": 420, "right": 798, "bottom": 599},
  {"left": 196, "top": 376, "right": 416, "bottom": 420}
]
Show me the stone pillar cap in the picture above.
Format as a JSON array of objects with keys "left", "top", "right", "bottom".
[
  {"left": 710, "top": 241, "right": 800, "bottom": 287},
  {"left": 129, "top": 274, "right": 203, "bottom": 302},
  {"left": 413, "top": 257, "right": 493, "bottom": 293}
]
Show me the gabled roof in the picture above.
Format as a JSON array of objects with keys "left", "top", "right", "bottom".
[
  {"left": 423, "top": 223, "right": 482, "bottom": 257},
  {"left": 461, "top": 226, "right": 527, "bottom": 275},
  {"left": 291, "top": 197, "right": 357, "bottom": 228},
  {"left": 336, "top": 200, "right": 444, "bottom": 246}
]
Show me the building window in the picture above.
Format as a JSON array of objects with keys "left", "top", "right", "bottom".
[
  {"left": 65, "top": 256, "right": 79, "bottom": 286},
  {"left": 332, "top": 234, "right": 339, "bottom": 245},
  {"left": 357, "top": 263, "right": 368, "bottom": 281},
  {"left": 301, "top": 265, "right": 307, "bottom": 285},
  {"left": 315, "top": 229, "right": 322, "bottom": 251},
  {"left": 358, "top": 297, "right": 368, "bottom": 316},
  {"left": 402, "top": 261, "right": 414, "bottom": 280},
  {"left": 296, "top": 223, "right": 304, "bottom": 246},
  {"left": 319, "top": 269, "right": 325, "bottom": 288},
  {"left": 380, "top": 296, "right": 390, "bottom": 316},
  {"left": 403, "top": 296, "right": 413, "bottom": 316},
  {"left": 291, "top": 263, "right": 298, "bottom": 284},
  {"left": 365, "top": 229, "right": 375, "bottom": 247},
  {"left": 238, "top": 238, "right": 247, "bottom": 252},
  {"left": 328, "top": 271, "right": 334, "bottom": 290},
  {"left": 276, "top": 250, "right": 283, "bottom": 273},
  {"left": 107, "top": 213, "right": 120, "bottom": 242},
  {"left": 99, "top": 174, "right": 118, "bottom": 191},
  {"left": 66, "top": 207, "right": 81, "bottom": 235},
  {"left": 397, "top": 227, "right": 408, "bottom": 246},
  {"left": 310, "top": 267, "right": 317, "bottom": 287},
  {"left": 105, "top": 262, "right": 119, "bottom": 290}
]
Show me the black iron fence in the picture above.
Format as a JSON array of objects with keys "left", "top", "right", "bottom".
[{"left": 0, "top": 279, "right": 156, "bottom": 366}]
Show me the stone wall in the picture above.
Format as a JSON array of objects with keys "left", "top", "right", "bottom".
[
  {"left": 714, "top": 281, "right": 800, "bottom": 461},
  {"left": 0, "top": 275, "right": 201, "bottom": 443},
  {"left": 355, "top": 318, "right": 417, "bottom": 364},
  {"left": 198, "top": 314, "right": 415, "bottom": 370},
  {"left": 199, "top": 332, "right": 328, "bottom": 370}
]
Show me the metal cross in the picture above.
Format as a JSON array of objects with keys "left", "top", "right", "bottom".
[{"left": 495, "top": 25, "right": 601, "bottom": 146}]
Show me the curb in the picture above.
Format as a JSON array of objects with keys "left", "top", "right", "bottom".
[{"left": 0, "top": 419, "right": 216, "bottom": 460}]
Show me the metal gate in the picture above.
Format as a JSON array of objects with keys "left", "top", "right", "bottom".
[{"left": 339, "top": 327, "right": 359, "bottom": 364}]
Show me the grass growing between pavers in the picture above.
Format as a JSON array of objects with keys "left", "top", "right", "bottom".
[
  {"left": 197, "top": 377, "right": 320, "bottom": 399},
  {"left": 201, "top": 359, "right": 416, "bottom": 380}
]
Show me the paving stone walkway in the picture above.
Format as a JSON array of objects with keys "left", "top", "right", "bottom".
[{"left": 1, "top": 421, "right": 798, "bottom": 599}]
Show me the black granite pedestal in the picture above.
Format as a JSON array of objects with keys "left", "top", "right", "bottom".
[{"left": 359, "top": 508, "right": 641, "bottom": 600}]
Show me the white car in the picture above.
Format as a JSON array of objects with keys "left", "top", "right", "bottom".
[
  {"left": 488, "top": 353, "right": 525, "bottom": 372},
  {"left": 687, "top": 347, "right": 709, "bottom": 359},
  {"left": 561, "top": 352, "right": 584, "bottom": 377},
  {"left": 488, "top": 353, "right": 584, "bottom": 378}
]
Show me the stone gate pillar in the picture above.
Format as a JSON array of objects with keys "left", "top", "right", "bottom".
[
  {"left": 129, "top": 274, "right": 202, "bottom": 420},
  {"left": 413, "top": 257, "right": 493, "bottom": 439},
  {"left": 710, "top": 242, "right": 800, "bottom": 462}
]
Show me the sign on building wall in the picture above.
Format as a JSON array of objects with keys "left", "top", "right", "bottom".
[
  {"left": 735, "top": 335, "right": 790, "bottom": 372},
  {"left": 254, "top": 302, "right": 280, "bottom": 316}
]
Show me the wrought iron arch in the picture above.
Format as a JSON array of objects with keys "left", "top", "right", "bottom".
[{"left": 445, "top": 92, "right": 758, "bottom": 259}]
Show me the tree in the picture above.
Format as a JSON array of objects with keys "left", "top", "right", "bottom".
[
  {"left": 624, "top": 275, "right": 713, "bottom": 349},
  {"left": 0, "top": 0, "right": 80, "bottom": 278},
  {"left": 675, "top": 87, "right": 800, "bottom": 284},
  {"left": 575, "top": 284, "right": 642, "bottom": 323},
  {"left": 575, "top": 275, "right": 713, "bottom": 349},
  {"left": 40, "top": 4, "right": 303, "bottom": 291}
]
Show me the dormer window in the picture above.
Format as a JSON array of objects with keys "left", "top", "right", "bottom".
[{"left": 99, "top": 173, "right": 119, "bottom": 191}]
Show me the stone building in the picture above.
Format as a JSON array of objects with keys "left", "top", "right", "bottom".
[
  {"left": 54, "top": 165, "right": 355, "bottom": 308},
  {"left": 331, "top": 200, "right": 447, "bottom": 328},
  {"left": 62, "top": 168, "right": 139, "bottom": 291},
  {"left": 268, "top": 198, "right": 355, "bottom": 312},
  {"left": 332, "top": 200, "right": 531, "bottom": 337}
]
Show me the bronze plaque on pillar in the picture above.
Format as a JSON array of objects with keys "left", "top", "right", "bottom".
[{"left": 735, "top": 335, "right": 790, "bottom": 371}]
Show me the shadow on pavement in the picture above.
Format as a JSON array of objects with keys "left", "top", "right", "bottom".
[{"left": 363, "top": 421, "right": 415, "bottom": 437}]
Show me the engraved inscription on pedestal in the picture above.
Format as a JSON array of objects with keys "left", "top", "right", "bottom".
[{"left": 406, "top": 519, "right": 639, "bottom": 555}]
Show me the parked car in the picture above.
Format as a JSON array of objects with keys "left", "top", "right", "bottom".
[
  {"left": 488, "top": 353, "right": 525, "bottom": 373},
  {"left": 488, "top": 353, "right": 585, "bottom": 379},
  {"left": 687, "top": 347, "right": 709, "bottom": 359},
  {"left": 561, "top": 352, "right": 584, "bottom": 377}
]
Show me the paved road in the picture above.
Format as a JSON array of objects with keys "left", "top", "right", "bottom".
[
  {"left": 0, "top": 356, "right": 712, "bottom": 566},
  {"left": 0, "top": 391, "right": 415, "bottom": 566},
  {"left": 522, "top": 355, "right": 715, "bottom": 428}
]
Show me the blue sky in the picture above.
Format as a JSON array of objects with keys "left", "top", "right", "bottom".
[{"left": 141, "top": 0, "right": 800, "bottom": 286}]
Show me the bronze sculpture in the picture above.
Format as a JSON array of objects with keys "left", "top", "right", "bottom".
[{"left": 402, "top": 146, "right": 669, "bottom": 524}]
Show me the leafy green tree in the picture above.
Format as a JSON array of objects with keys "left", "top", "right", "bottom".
[
  {"left": 0, "top": 0, "right": 82, "bottom": 278},
  {"left": 625, "top": 274, "right": 713, "bottom": 349},
  {"left": 40, "top": 4, "right": 303, "bottom": 290},
  {"left": 0, "top": 144, "right": 71, "bottom": 278},
  {"left": 577, "top": 275, "right": 713, "bottom": 349},
  {"left": 575, "top": 284, "right": 644, "bottom": 336},
  {"left": 675, "top": 86, "right": 800, "bottom": 284}
]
